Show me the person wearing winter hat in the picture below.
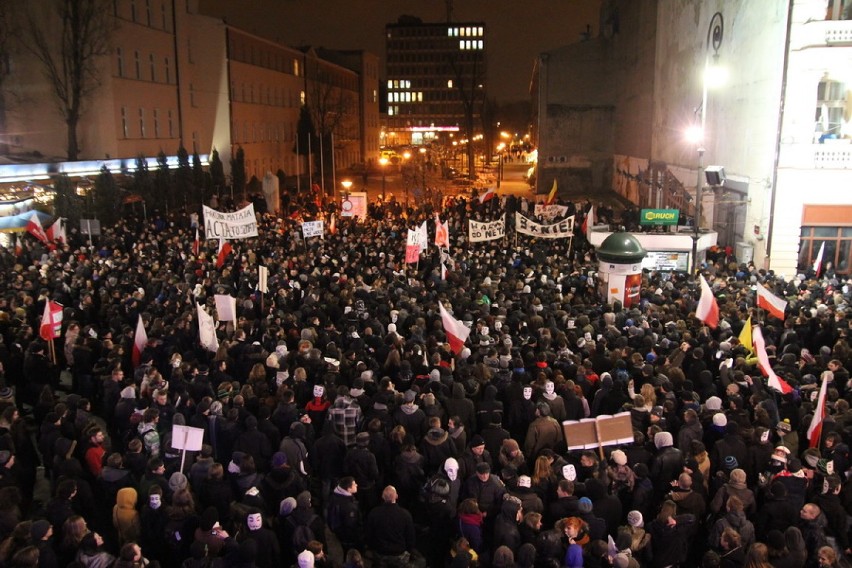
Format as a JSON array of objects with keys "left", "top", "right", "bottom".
[
  {"left": 279, "top": 497, "right": 297, "bottom": 517},
  {"left": 169, "top": 472, "right": 189, "bottom": 494},
  {"left": 651, "top": 431, "right": 683, "bottom": 497},
  {"left": 297, "top": 549, "right": 315, "bottom": 568}
]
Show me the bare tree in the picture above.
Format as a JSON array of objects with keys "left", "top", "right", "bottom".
[
  {"left": 22, "top": 0, "right": 113, "bottom": 160},
  {"left": 448, "top": 49, "right": 486, "bottom": 180}
]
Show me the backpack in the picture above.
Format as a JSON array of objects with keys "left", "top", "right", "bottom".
[
  {"left": 142, "top": 428, "right": 160, "bottom": 457},
  {"left": 286, "top": 514, "right": 318, "bottom": 552}
]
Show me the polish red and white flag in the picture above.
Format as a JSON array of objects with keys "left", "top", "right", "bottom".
[
  {"left": 439, "top": 302, "right": 470, "bottom": 355},
  {"left": 752, "top": 325, "right": 793, "bottom": 395},
  {"left": 26, "top": 211, "right": 49, "bottom": 245},
  {"left": 478, "top": 188, "right": 496, "bottom": 204},
  {"left": 756, "top": 283, "right": 787, "bottom": 321},
  {"left": 132, "top": 315, "right": 148, "bottom": 368},
  {"left": 813, "top": 242, "right": 825, "bottom": 277},
  {"left": 193, "top": 228, "right": 200, "bottom": 256},
  {"left": 696, "top": 274, "right": 719, "bottom": 329},
  {"left": 39, "top": 301, "right": 63, "bottom": 342},
  {"left": 807, "top": 372, "right": 829, "bottom": 448},
  {"left": 216, "top": 238, "right": 232, "bottom": 268}
]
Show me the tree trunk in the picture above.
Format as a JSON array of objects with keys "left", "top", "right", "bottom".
[{"left": 67, "top": 114, "right": 79, "bottom": 161}]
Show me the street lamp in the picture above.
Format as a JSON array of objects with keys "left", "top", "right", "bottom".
[
  {"left": 378, "top": 157, "right": 388, "bottom": 201},
  {"left": 689, "top": 11, "right": 725, "bottom": 276},
  {"left": 402, "top": 151, "right": 412, "bottom": 205},
  {"left": 340, "top": 179, "right": 352, "bottom": 200}
]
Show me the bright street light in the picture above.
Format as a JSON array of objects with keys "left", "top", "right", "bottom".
[{"left": 690, "top": 11, "right": 724, "bottom": 276}]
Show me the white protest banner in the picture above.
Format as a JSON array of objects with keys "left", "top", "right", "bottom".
[
  {"left": 301, "top": 220, "right": 324, "bottom": 238},
  {"left": 202, "top": 204, "right": 258, "bottom": 239},
  {"left": 515, "top": 213, "right": 575, "bottom": 239},
  {"left": 534, "top": 203, "right": 569, "bottom": 220},
  {"left": 258, "top": 265, "right": 268, "bottom": 293},
  {"left": 197, "top": 304, "right": 220, "bottom": 352},
  {"left": 340, "top": 192, "right": 368, "bottom": 220},
  {"left": 468, "top": 219, "right": 506, "bottom": 242},
  {"left": 214, "top": 294, "right": 237, "bottom": 321}
]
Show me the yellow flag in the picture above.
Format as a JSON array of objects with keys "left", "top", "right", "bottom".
[
  {"left": 739, "top": 316, "right": 753, "bottom": 354},
  {"left": 546, "top": 179, "right": 558, "bottom": 205}
]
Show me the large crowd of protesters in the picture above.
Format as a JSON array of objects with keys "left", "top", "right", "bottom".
[{"left": 0, "top": 189, "right": 847, "bottom": 568}]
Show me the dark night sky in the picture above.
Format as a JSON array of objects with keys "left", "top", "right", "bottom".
[{"left": 199, "top": 0, "right": 602, "bottom": 104}]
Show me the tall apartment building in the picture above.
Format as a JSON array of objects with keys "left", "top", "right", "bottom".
[
  {"left": 2, "top": 0, "right": 377, "bottom": 191},
  {"left": 385, "top": 17, "right": 487, "bottom": 146},
  {"left": 533, "top": 0, "right": 852, "bottom": 277}
]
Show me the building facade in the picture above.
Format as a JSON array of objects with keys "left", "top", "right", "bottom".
[
  {"left": 385, "top": 17, "right": 487, "bottom": 147},
  {"left": 533, "top": 0, "right": 852, "bottom": 277},
  {"left": 2, "top": 0, "right": 378, "bottom": 196}
]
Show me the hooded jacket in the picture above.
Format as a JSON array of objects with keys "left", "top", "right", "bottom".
[
  {"left": 112, "top": 487, "right": 141, "bottom": 546},
  {"left": 492, "top": 497, "right": 522, "bottom": 553}
]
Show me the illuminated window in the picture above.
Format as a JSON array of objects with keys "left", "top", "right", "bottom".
[
  {"left": 387, "top": 79, "right": 393, "bottom": 89},
  {"left": 478, "top": 27, "right": 483, "bottom": 36},
  {"left": 459, "top": 40, "right": 464, "bottom": 50},
  {"left": 815, "top": 76, "right": 848, "bottom": 140},
  {"left": 300, "top": 90, "right": 305, "bottom": 105},
  {"left": 294, "top": 59, "right": 300, "bottom": 76},
  {"left": 448, "top": 79, "right": 453, "bottom": 88}
]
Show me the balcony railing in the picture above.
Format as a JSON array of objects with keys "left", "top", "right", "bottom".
[
  {"left": 797, "top": 19, "right": 852, "bottom": 47},
  {"left": 779, "top": 142, "right": 852, "bottom": 169}
]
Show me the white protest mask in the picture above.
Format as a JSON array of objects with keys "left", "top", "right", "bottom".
[{"left": 247, "top": 513, "right": 262, "bottom": 531}]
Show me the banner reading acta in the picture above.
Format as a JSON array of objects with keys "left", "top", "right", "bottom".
[{"left": 203, "top": 204, "right": 259, "bottom": 239}]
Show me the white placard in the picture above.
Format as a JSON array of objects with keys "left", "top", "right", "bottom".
[
  {"left": 214, "top": 294, "right": 237, "bottom": 321},
  {"left": 468, "top": 219, "right": 505, "bottom": 242},
  {"left": 203, "top": 204, "right": 258, "bottom": 239},
  {"left": 171, "top": 425, "right": 204, "bottom": 451},
  {"left": 302, "top": 220, "right": 324, "bottom": 238},
  {"left": 534, "top": 203, "right": 569, "bottom": 220},
  {"left": 258, "top": 265, "right": 268, "bottom": 293}
]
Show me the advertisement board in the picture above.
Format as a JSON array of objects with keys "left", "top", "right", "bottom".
[
  {"left": 640, "top": 208, "right": 680, "bottom": 226},
  {"left": 641, "top": 251, "right": 689, "bottom": 272}
]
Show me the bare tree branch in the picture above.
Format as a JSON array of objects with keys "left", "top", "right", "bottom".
[{"left": 20, "top": 0, "right": 113, "bottom": 160}]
